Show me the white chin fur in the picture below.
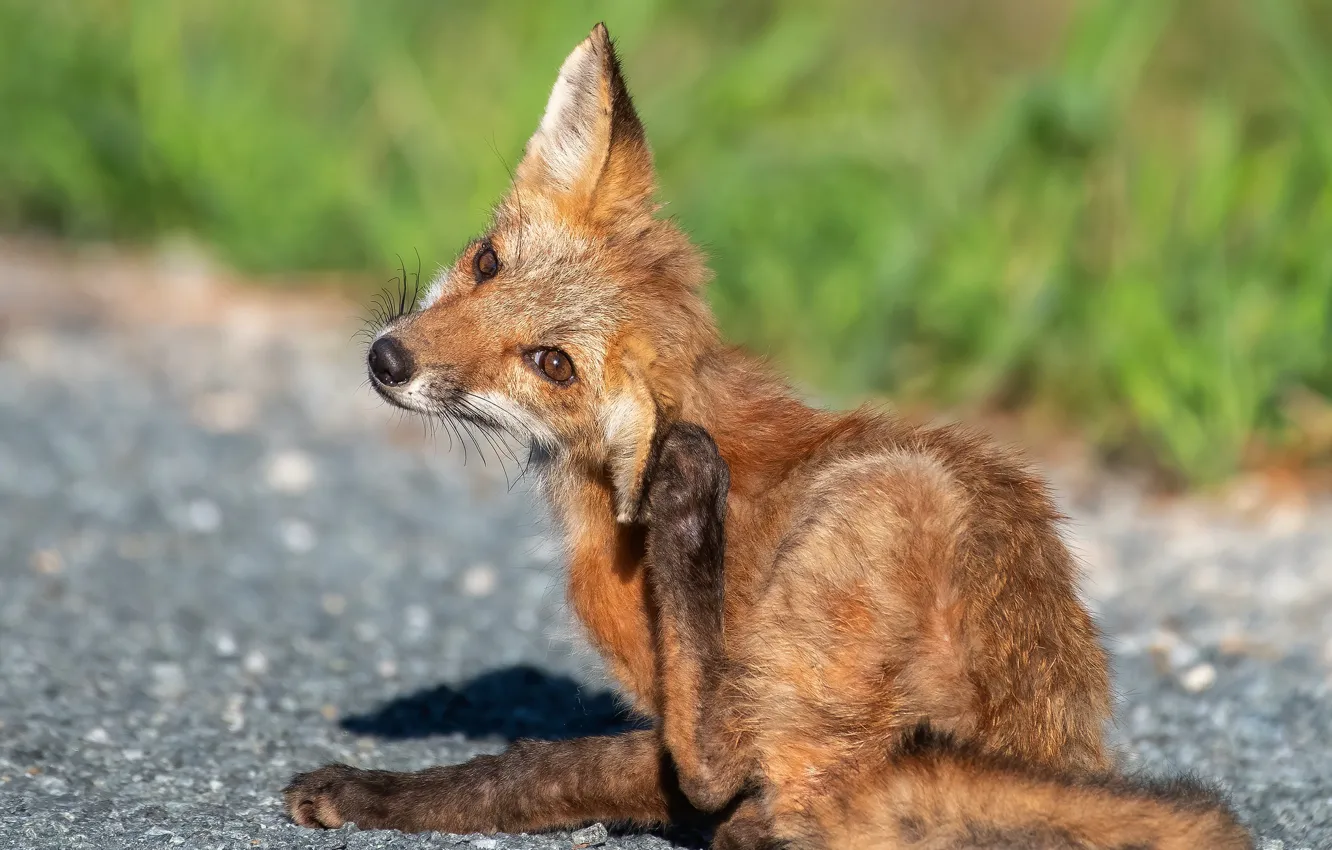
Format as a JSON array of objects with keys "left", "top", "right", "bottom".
[
  {"left": 376, "top": 375, "right": 435, "bottom": 415},
  {"left": 470, "top": 391, "right": 560, "bottom": 451}
]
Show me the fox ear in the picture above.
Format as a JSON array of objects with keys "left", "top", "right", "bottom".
[{"left": 517, "top": 23, "right": 655, "bottom": 217}]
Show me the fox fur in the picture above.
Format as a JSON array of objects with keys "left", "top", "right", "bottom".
[{"left": 285, "top": 23, "right": 1252, "bottom": 850}]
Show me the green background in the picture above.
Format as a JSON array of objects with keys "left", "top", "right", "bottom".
[{"left": 3, "top": 0, "right": 1331, "bottom": 483}]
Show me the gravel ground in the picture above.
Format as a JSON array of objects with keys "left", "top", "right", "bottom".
[{"left": 2, "top": 243, "right": 1330, "bottom": 849}]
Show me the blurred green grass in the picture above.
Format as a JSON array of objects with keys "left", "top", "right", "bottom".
[{"left": 2, "top": 0, "right": 1330, "bottom": 483}]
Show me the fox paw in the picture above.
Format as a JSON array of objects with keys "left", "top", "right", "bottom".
[
  {"left": 645, "top": 422, "right": 729, "bottom": 531},
  {"left": 647, "top": 422, "right": 729, "bottom": 518},
  {"left": 284, "top": 763, "right": 404, "bottom": 830}
]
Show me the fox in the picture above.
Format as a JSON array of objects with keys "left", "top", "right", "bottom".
[{"left": 283, "top": 23, "right": 1252, "bottom": 850}]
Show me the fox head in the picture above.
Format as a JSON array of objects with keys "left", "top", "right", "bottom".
[{"left": 369, "top": 23, "right": 715, "bottom": 523}]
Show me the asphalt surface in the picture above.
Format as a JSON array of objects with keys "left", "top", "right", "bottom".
[{"left": 1, "top": 244, "right": 1330, "bottom": 849}]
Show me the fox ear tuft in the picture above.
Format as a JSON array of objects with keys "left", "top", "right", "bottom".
[{"left": 518, "top": 24, "right": 654, "bottom": 215}]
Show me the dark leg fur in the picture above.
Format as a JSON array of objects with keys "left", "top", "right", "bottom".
[
  {"left": 644, "top": 424, "right": 756, "bottom": 815},
  {"left": 711, "top": 796, "right": 784, "bottom": 850},
  {"left": 284, "top": 729, "right": 692, "bottom": 833}
]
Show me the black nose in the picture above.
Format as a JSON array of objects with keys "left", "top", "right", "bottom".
[{"left": 369, "top": 336, "right": 413, "bottom": 386}]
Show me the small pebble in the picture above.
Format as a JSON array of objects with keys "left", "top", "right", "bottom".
[
  {"left": 471, "top": 839, "right": 497, "bottom": 849},
  {"left": 222, "top": 694, "right": 245, "bottom": 732},
  {"left": 321, "top": 593, "right": 347, "bottom": 616},
  {"left": 1179, "top": 662, "right": 1217, "bottom": 693},
  {"left": 279, "top": 519, "right": 317, "bottom": 554},
  {"left": 1148, "top": 627, "right": 1200, "bottom": 673},
  {"left": 242, "top": 649, "right": 269, "bottom": 676},
  {"left": 214, "top": 632, "right": 239, "bottom": 658},
  {"left": 83, "top": 727, "right": 110, "bottom": 745},
  {"left": 265, "top": 450, "right": 317, "bottom": 493},
  {"left": 376, "top": 658, "right": 398, "bottom": 679},
  {"left": 149, "top": 663, "right": 187, "bottom": 701},
  {"left": 31, "top": 549, "right": 63, "bottom": 575},
  {"left": 461, "top": 564, "right": 497, "bottom": 597},
  {"left": 571, "top": 822, "right": 609, "bottom": 848},
  {"left": 404, "top": 604, "right": 431, "bottom": 638},
  {"left": 185, "top": 499, "right": 222, "bottom": 533}
]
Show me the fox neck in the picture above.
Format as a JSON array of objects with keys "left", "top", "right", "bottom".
[
  {"left": 544, "top": 342, "right": 832, "bottom": 526},
  {"left": 677, "top": 346, "right": 837, "bottom": 499}
]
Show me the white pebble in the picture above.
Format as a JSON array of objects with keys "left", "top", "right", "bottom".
[
  {"left": 149, "top": 663, "right": 187, "bottom": 701},
  {"left": 321, "top": 593, "right": 347, "bottom": 616},
  {"left": 461, "top": 564, "right": 497, "bottom": 597},
  {"left": 242, "top": 649, "right": 269, "bottom": 676},
  {"left": 1179, "top": 662, "right": 1217, "bottom": 693},
  {"left": 84, "top": 727, "right": 110, "bottom": 745},
  {"left": 36, "top": 775, "right": 68, "bottom": 796},
  {"left": 376, "top": 659, "right": 398, "bottom": 679},
  {"left": 472, "top": 840, "right": 498, "bottom": 850},
  {"left": 571, "top": 822, "right": 609, "bottom": 847},
  {"left": 405, "top": 605, "right": 431, "bottom": 633},
  {"left": 222, "top": 694, "right": 246, "bottom": 732},
  {"left": 31, "top": 549, "right": 64, "bottom": 575},
  {"left": 186, "top": 499, "right": 222, "bottom": 533},
  {"left": 1149, "top": 628, "right": 1200, "bottom": 670},
  {"left": 279, "top": 519, "right": 317, "bottom": 554},
  {"left": 214, "top": 632, "right": 238, "bottom": 658},
  {"left": 265, "top": 450, "right": 317, "bottom": 494}
]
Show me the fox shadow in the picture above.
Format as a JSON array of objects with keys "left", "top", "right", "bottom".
[{"left": 339, "top": 663, "right": 644, "bottom": 741}]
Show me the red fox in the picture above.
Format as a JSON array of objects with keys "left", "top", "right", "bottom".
[{"left": 285, "top": 23, "right": 1252, "bottom": 849}]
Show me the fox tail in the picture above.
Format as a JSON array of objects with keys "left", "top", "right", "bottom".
[{"left": 810, "top": 727, "right": 1252, "bottom": 850}]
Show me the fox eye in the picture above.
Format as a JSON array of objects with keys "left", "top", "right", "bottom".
[
  {"left": 473, "top": 243, "right": 499, "bottom": 282},
  {"left": 531, "top": 348, "right": 575, "bottom": 384}
]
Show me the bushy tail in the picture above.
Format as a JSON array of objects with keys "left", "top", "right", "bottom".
[{"left": 815, "top": 728, "right": 1252, "bottom": 850}]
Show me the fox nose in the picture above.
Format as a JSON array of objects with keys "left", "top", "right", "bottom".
[{"left": 369, "top": 336, "right": 414, "bottom": 386}]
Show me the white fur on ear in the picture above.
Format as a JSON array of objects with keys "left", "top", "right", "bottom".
[{"left": 526, "top": 27, "right": 612, "bottom": 190}]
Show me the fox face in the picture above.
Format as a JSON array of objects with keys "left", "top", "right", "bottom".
[{"left": 369, "top": 24, "right": 713, "bottom": 522}]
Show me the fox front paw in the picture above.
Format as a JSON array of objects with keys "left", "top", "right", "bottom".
[{"left": 284, "top": 763, "right": 405, "bottom": 830}]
